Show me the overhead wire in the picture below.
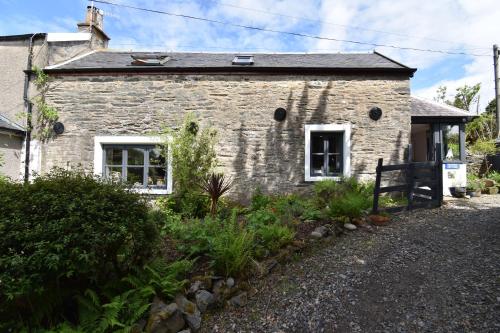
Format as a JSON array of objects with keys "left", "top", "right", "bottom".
[
  {"left": 210, "top": 0, "right": 489, "bottom": 50},
  {"left": 91, "top": 0, "right": 490, "bottom": 57}
]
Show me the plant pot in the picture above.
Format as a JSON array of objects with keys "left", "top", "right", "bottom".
[{"left": 368, "top": 214, "right": 390, "bottom": 226}]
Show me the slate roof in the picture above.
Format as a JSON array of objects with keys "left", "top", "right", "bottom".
[
  {"left": 45, "top": 50, "right": 416, "bottom": 75},
  {"left": 410, "top": 97, "right": 474, "bottom": 118},
  {"left": 0, "top": 114, "right": 25, "bottom": 134}
]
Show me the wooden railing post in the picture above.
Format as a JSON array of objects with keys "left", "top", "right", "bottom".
[
  {"left": 372, "top": 158, "right": 383, "bottom": 214},
  {"left": 435, "top": 143, "right": 443, "bottom": 207},
  {"left": 406, "top": 162, "right": 414, "bottom": 211}
]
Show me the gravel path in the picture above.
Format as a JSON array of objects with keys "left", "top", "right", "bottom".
[{"left": 202, "top": 195, "right": 500, "bottom": 332}]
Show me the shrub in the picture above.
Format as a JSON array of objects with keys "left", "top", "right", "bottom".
[
  {"left": 209, "top": 220, "right": 255, "bottom": 277},
  {"left": 73, "top": 259, "right": 192, "bottom": 333},
  {"left": 0, "top": 169, "right": 158, "bottom": 329},
  {"left": 246, "top": 208, "right": 279, "bottom": 226},
  {"left": 469, "top": 139, "right": 496, "bottom": 155},
  {"left": 161, "top": 113, "right": 218, "bottom": 218},
  {"left": 255, "top": 224, "right": 295, "bottom": 254},
  {"left": 313, "top": 179, "right": 341, "bottom": 206},
  {"left": 487, "top": 171, "right": 500, "bottom": 184},
  {"left": 250, "top": 187, "right": 272, "bottom": 211},
  {"left": 327, "top": 190, "right": 371, "bottom": 220},
  {"left": 200, "top": 172, "right": 232, "bottom": 216}
]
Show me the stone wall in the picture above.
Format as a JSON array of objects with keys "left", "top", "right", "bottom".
[
  {"left": 0, "top": 132, "right": 23, "bottom": 179},
  {"left": 42, "top": 73, "right": 411, "bottom": 198}
]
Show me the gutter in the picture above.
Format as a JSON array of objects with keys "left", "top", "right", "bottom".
[
  {"left": 43, "top": 66, "right": 417, "bottom": 77},
  {"left": 23, "top": 33, "right": 44, "bottom": 183}
]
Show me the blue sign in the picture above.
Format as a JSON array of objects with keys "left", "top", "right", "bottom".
[{"left": 445, "top": 164, "right": 460, "bottom": 169}]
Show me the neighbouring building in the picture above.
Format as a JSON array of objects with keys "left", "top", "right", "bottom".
[
  {"left": 0, "top": 6, "right": 109, "bottom": 179},
  {"left": 1, "top": 6, "right": 477, "bottom": 199}
]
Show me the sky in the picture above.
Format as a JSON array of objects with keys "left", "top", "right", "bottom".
[{"left": 1, "top": 0, "right": 499, "bottom": 111}]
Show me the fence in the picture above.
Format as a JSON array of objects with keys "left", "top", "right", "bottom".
[{"left": 372, "top": 143, "right": 443, "bottom": 214}]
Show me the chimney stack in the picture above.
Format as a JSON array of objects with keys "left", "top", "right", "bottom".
[
  {"left": 84, "top": 5, "right": 104, "bottom": 31},
  {"left": 77, "top": 5, "right": 110, "bottom": 48}
]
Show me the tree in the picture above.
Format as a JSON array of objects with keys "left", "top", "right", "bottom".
[
  {"left": 434, "top": 83, "right": 481, "bottom": 111},
  {"left": 452, "top": 83, "right": 481, "bottom": 112},
  {"left": 434, "top": 86, "right": 449, "bottom": 104},
  {"left": 485, "top": 98, "right": 496, "bottom": 114}
]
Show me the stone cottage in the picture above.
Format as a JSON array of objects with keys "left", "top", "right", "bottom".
[{"left": 39, "top": 49, "right": 415, "bottom": 198}]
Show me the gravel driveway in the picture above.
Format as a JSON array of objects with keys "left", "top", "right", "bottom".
[{"left": 202, "top": 195, "right": 500, "bottom": 332}]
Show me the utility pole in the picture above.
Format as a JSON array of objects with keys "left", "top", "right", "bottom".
[{"left": 494, "top": 45, "right": 500, "bottom": 143}]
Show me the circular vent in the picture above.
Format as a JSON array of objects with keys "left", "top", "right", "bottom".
[
  {"left": 53, "top": 122, "right": 65, "bottom": 135},
  {"left": 274, "top": 108, "right": 287, "bottom": 121},
  {"left": 369, "top": 107, "right": 382, "bottom": 121}
]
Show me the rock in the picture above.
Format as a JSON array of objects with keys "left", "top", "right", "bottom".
[
  {"left": 483, "top": 179, "right": 495, "bottom": 187},
  {"left": 195, "top": 290, "right": 215, "bottom": 313},
  {"left": 292, "top": 240, "right": 306, "bottom": 249},
  {"left": 130, "top": 319, "right": 146, "bottom": 333},
  {"left": 212, "top": 280, "right": 231, "bottom": 302},
  {"left": 369, "top": 214, "right": 390, "bottom": 226},
  {"left": 311, "top": 225, "right": 328, "bottom": 238},
  {"left": 146, "top": 299, "right": 185, "bottom": 333},
  {"left": 178, "top": 330, "right": 191, "bottom": 333},
  {"left": 229, "top": 292, "right": 248, "bottom": 307},
  {"left": 184, "top": 313, "right": 201, "bottom": 332},
  {"left": 187, "top": 280, "right": 201, "bottom": 297},
  {"left": 175, "top": 295, "right": 199, "bottom": 316},
  {"left": 226, "top": 277, "right": 235, "bottom": 288},
  {"left": 344, "top": 223, "right": 357, "bottom": 231},
  {"left": 191, "top": 275, "right": 212, "bottom": 290},
  {"left": 483, "top": 186, "right": 499, "bottom": 195}
]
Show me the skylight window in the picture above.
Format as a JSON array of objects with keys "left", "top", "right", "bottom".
[
  {"left": 232, "top": 55, "right": 254, "bottom": 65},
  {"left": 131, "top": 55, "right": 169, "bottom": 66}
]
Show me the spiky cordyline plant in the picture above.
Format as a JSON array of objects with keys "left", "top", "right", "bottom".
[{"left": 200, "top": 173, "right": 232, "bottom": 216}]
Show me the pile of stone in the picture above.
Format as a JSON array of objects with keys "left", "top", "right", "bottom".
[
  {"left": 482, "top": 179, "right": 499, "bottom": 195},
  {"left": 141, "top": 276, "right": 248, "bottom": 333}
]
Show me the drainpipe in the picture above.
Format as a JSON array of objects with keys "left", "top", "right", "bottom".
[{"left": 23, "top": 33, "right": 43, "bottom": 183}]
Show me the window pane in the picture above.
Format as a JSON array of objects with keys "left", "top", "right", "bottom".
[
  {"left": 443, "top": 125, "right": 460, "bottom": 160},
  {"left": 128, "top": 148, "right": 144, "bottom": 166},
  {"left": 106, "top": 166, "right": 123, "bottom": 181},
  {"left": 149, "top": 148, "right": 165, "bottom": 166},
  {"left": 148, "top": 167, "right": 166, "bottom": 186},
  {"left": 328, "top": 134, "right": 343, "bottom": 154},
  {"left": 311, "top": 134, "right": 324, "bottom": 154},
  {"left": 105, "top": 148, "right": 122, "bottom": 165},
  {"left": 311, "top": 155, "right": 324, "bottom": 176},
  {"left": 127, "top": 167, "right": 144, "bottom": 186},
  {"left": 328, "top": 154, "right": 342, "bottom": 174}
]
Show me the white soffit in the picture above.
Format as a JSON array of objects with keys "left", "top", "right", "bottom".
[{"left": 47, "top": 33, "right": 91, "bottom": 42}]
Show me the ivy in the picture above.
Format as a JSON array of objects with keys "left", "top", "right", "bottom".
[{"left": 31, "top": 66, "right": 59, "bottom": 141}]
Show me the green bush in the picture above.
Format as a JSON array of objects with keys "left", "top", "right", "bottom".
[
  {"left": 160, "top": 113, "right": 218, "bottom": 218},
  {"left": 327, "top": 190, "right": 371, "bottom": 220},
  {"left": 209, "top": 220, "right": 255, "bottom": 277},
  {"left": 487, "top": 171, "right": 500, "bottom": 184},
  {"left": 68, "top": 259, "right": 192, "bottom": 333},
  {"left": 0, "top": 169, "right": 158, "bottom": 329},
  {"left": 255, "top": 224, "right": 295, "bottom": 254},
  {"left": 250, "top": 187, "right": 272, "bottom": 211}
]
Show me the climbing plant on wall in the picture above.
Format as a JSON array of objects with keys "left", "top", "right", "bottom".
[{"left": 31, "top": 66, "right": 59, "bottom": 140}]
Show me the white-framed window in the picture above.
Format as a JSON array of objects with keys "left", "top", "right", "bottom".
[
  {"left": 94, "top": 136, "right": 172, "bottom": 194},
  {"left": 304, "top": 124, "right": 351, "bottom": 181}
]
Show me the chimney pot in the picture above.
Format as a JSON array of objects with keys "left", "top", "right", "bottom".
[{"left": 85, "top": 5, "right": 104, "bottom": 31}]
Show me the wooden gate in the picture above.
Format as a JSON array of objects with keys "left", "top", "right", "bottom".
[{"left": 372, "top": 143, "right": 443, "bottom": 214}]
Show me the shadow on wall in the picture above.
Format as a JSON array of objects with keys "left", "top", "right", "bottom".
[{"left": 232, "top": 81, "right": 336, "bottom": 199}]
